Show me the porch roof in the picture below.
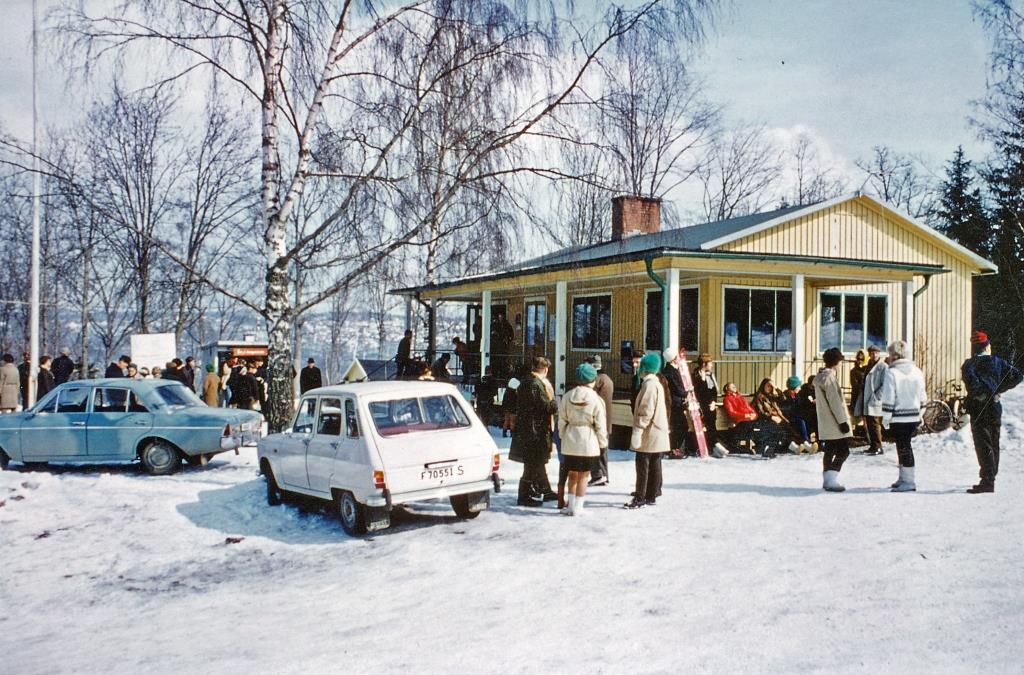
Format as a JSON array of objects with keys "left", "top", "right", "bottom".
[{"left": 391, "top": 248, "right": 948, "bottom": 299}]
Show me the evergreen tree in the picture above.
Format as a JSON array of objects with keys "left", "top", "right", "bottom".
[{"left": 935, "top": 146, "right": 992, "bottom": 257}]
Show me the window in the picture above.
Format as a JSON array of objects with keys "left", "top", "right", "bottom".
[
  {"left": 56, "top": 387, "right": 90, "bottom": 413},
  {"left": 32, "top": 390, "right": 58, "bottom": 414},
  {"left": 525, "top": 301, "right": 546, "bottom": 348},
  {"left": 93, "top": 388, "right": 129, "bottom": 413},
  {"left": 317, "top": 398, "right": 342, "bottom": 436},
  {"left": 152, "top": 384, "right": 203, "bottom": 408},
  {"left": 572, "top": 295, "right": 611, "bottom": 350},
  {"left": 368, "top": 395, "right": 471, "bottom": 436},
  {"left": 723, "top": 287, "right": 793, "bottom": 352},
  {"left": 345, "top": 399, "right": 360, "bottom": 438},
  {"left": 820, "top": 293, "right": 888, "bottom": 352},
  {"left": 293, "top": 397, "right": 317, "bottom": 434},
  {"left": 645, "top": 288, "right": 700, "bottom": 352}
]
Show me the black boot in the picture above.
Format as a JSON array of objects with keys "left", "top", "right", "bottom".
[
  {"left": 623, "top": 497, "right": 646, "bottom": 509},
  {"left": 967, "top": 482, "right": 995, "bottom": 494}
]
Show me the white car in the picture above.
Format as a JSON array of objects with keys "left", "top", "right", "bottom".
[{"left": 258, "top": 381, "right": 500, "bottom": 535}]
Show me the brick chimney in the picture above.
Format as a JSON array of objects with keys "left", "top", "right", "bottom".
[{"left": 611, "top": 196, "right": 661, "bottom": 240}]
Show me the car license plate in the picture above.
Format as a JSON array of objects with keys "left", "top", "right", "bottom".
[{"left": 420, "top": 465, "right": 464, "bottom": 481}]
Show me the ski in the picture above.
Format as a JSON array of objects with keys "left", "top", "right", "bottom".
[{"left": 678, "top": 350, "right": 709, "bottom": 458}]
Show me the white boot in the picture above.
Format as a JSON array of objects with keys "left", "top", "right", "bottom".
[
  {"left": 801, "top": 442, "right": 813, "bottom": 454},
  {"left": 562, "top": 493, "right": 576, "bottom": 515},
  {"left": 572, "top": 495, "right": 587, "bottom": 516},
  {"left": 711, "top": 442, "right": 729, "bottom": 458},
  {"left": 788, "top": 441, "right": 802, "bottom": 454},
  {"left": 891, "top": 466, "right": 916, "bottom": 492},
  {"left": 823, "top": 470, "right": 846, "bottom": 492}
]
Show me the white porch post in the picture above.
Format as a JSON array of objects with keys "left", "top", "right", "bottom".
[
  {"left": 667, "top": 268, "right": 681, "bottom": 351},
  {"left": 404, "top": 296, "right": 413, "bottom": 331},
  {"left": 792, "top": 274, "right": 805, "bottom": 379},
  {"left": 903, "top": 280, "right": 915, "bottom": 355},
  {"left": 555, "top": 281, "right": 568, "bottom": 395},
  {"left": 481, "top": 290, "right": 492, "bottom": 378}
]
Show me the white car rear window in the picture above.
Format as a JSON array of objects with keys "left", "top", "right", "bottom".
[{"left": 369, "top": 395, "right": 471, "bottom": 436}]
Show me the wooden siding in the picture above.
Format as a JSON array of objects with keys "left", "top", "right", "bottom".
[{"left": 720, "top": 197, "right": 975, "bottom": 390}]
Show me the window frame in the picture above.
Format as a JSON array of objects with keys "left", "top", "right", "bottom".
[
  {"left": 524, "top": 298, "right": 547, "bottom": 350},
  {"left": 817, "top": 290, "right": 890, "bottom": 353},
  {"left": 643, "top": 285, "right": 701, "bottom": 354},
  {"left": 721, "top": 284, "right": 794, "bottom": 355},
  {"left": 570, "top": 293, "right": 613, "bottom": 353},
  {"left": 315, "top": 397, "right": 343, "bottom": 437},
  {"left": 292, "top": 396, "right": 318, "bottom": 435},
  {"left": 56, "top": 386, "right": 92, "bottom": 414},
  {"left": 92, "top": 387, "right": 131, "bottom": 414}
]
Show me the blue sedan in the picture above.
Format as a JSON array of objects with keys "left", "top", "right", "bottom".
[{"left": 0, "top": 379, "right": 263, "bottom": 474}]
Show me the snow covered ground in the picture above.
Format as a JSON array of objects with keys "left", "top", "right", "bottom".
[{"left": 3, "top": 390, "right": 1024, "bottom": 674}]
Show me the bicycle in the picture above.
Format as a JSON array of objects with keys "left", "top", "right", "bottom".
[{"left": 921, "top": 380, "right": 967, "bottom": 433}]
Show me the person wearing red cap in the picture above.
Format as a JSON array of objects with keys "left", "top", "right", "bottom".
[{"left": 961, "top": 331, "right": 1023, "bottom": 493}]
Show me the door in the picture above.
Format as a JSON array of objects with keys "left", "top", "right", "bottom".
[
  {"left": 369, "top": 394, "right": 492, "bottom": 495},
  {"left": 21, "top": 385, "right": 92, "bottom": 459},
  {"left": 524, "top": 300, "right": 547, "bottom": 362},
  {"left": 306, "top": 397, "right": 363, "bottom": 495},
  {"left": 87, "top": 388, "right": 154, "bottom": 459},
  {"left": 280, "top": 396, "right": 317, "bottom": 488}
]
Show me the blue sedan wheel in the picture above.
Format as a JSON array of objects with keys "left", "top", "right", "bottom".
[{"left": 140, "top": 440, "right": 181, "bottom": 475}]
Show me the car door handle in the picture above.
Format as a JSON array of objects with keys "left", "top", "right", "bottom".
[
  {"left": 72, "top": 421, "right": 86, "bottom": 427},
  {"left": 330, "top": 442, "right": 340, "bottom": 450}
]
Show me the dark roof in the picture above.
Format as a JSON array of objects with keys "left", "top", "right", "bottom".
[{"left": 503, "top": 203, "right": 812, "bottom": 273}]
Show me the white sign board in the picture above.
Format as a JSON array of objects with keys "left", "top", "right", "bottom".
[{"left": 130, "top": 333, "right": 177, "bottom": 369}]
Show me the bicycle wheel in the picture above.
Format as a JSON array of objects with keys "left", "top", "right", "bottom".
[{"left": 921, "top": 400, "right": 952, "bottom": 433}]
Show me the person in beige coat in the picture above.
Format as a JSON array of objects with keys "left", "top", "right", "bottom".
[
  {"left": 814, "top": 347, "right": 853, "bottom": 492},
  {"left": 626, "top": 353, "right": 669, "bottom": 509},
  {"left": 0, "top": 354, "right": 20, "bottom": 412},
  {"left": 557, "top": 363, "right": 608, "bottom": 516},
  {"left": 202, "top": 364, "right": 220, "bottom": 407}
]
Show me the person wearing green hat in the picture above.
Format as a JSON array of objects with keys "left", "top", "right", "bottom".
[
  {"left": 626, "top": 352, "right": 668, "bottom": 509},
  {"left": 781, "top": 375, "right": 812, "bottom": 453},
  {"left": 201, "top": 363, "right": 220, "bottom": 407},
  {"left": 557, "top": 363, "right": 608, "bottom": 516}
]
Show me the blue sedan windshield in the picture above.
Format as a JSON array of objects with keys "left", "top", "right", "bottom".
[{"left": 152, "top": 384, "right": 205, "bottom": 409}]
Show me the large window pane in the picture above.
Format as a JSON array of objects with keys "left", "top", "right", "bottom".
[
  {"left": 843, "top": 295, "right": 865, "bottom": 351},
  {"left": 723, "top": 288, "right": 750, "bottom": 351},
  {"left": 572, "top": 295, "right": 611, "bottom": 350},
  {"left": 821, "top": 293, "right": 842, "bottom": 350},
  {"left": 750, "top": 290, "right": 776, "bottom": 351},
  {"left": 775, "top": 291, "right": 793, "bottom": 351},
  {"left": 646, "top": 291, "right": 663, "bottom": 352},
  {"left": 680, "top": 287, "right": 699, "bottom": 353},
  {"left": 866, "top": 296, "right": 887, "bottom": 349},
  {"left": 57, "top": 387, "right": 90, "bottom": 413},
  {"left": 525, "top": 302, "right": 545, "bottom": 347}
]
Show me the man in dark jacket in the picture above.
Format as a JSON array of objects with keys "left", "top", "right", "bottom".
[
  {"left": 588, "top": 355, "right": 615, "bottom": 485},
  {"left": 509, "top": 356, "right": 558, "bottom": 506},
  {"left": 37, "top": 356, "right": 55, "bottom": 399},
  {"left": 962, "top": 331, "right": 1023, "bottom": 493},
  {"left": 184, "top": 356, "right": 196, "bottom": 390},
  {"left": 396, "top": 330, "right": 413, "bottom": 378},
  {"left": 106, "top": 355, "right": 130, "bottom": 378},
  {"left": 52, "top": 348, "right": 75, "bottom": 385},
  {"left": 229, "top": 364, "right": 258, "bottom": 409},
  {"left": 18, "top": 351, "right": 31, "bottom": 406},
  {"left": 662, "top": 348, "right": 687, "bottom": 458},
  {"left": 300, "top": 358, "right": 323, "bottom": 394}
]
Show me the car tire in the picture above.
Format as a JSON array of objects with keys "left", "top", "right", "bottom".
[
  {"left": 0, "top": 448, "right": 9, "bottom": 471},
  {"left": 335, "top": 490, "right": 367, "bottom": 536},
  {"left": 139, "top": 440, "right": 181, "bottom": 475},
  {"left": 450, "top": 493, "right": 482, "bottom": 519},
  {"left": 264, "top": 464, "right": 285, "bottom": 506}
]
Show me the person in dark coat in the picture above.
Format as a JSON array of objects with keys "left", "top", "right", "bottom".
[
  {"left": 509, "top": 356, "right": 558, "bottom": 506},
  {"left": 229, "top": 364, "right": 258, "bottom": 409},
  {"left": 475, "top": 367, "right": 498, "bottom": 426},
  {"left": 588, "top": 355, "right": 615, "bottom": 485},
  {"left": 396, "top": 330, "right": 413, "bottom": 378},
  {"left": 961, "top": 331, "right": 1023, "bottom": 493},
  {"left": 52, "top": 348, "right": 75, "bottom": 385},
  {"left": 661, "top": 348, "right": 687, "bottom": 458},
  {"left": 501, "top": 377, "right": 520, "bottom": 438},
  {"left": 18, "top": 352, "right": 31, "bottom": 406},
  {"left": 300, "top": 358, "right": 323, "bottom": 394},
  {"left": 693, "top": 353, "right": 729, "bottom": 457},
  {"left": 431, "top": 353, "right": 452, "bottom": 382},
  {"left": 37, "top": 356, "right": 55, "bottom": 400},
  {"left": 491, "top": 312, "right": 514, "bottom": 377},
  {"left": 184, "top": 356, "right": 196, "bottom": 390},
  {"left": 106, "top": 355, "right": 130, "bottom": 378}
]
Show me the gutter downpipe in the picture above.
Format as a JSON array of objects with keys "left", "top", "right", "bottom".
[{"left": 645, "top": 256, "right": 670, "bottom": 350}]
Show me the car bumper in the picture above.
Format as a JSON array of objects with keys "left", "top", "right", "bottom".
[
  {"left": 365, "top": 479, "right": 494, "bottom": 508},
  {"left": 220, "top": 435, "right": 242, "bottom": 451}
]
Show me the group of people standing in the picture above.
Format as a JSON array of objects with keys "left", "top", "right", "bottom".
[{"left": 504, "top": 329, "right": 1020, "bottom": 514}]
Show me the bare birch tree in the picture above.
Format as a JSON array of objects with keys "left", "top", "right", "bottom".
[
  {"left": 855, "top": 145, "right": 936, "bottom": 220},
  {"left": 697, "top": 122, "right": 783, "bottom": 221}
]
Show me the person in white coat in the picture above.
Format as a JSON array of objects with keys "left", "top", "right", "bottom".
[
  {"left": 814, "top": 347, "right": 853, "bottom": 492},
  {"left": 881, "top": 340, "right": 928, "bottom": 492},
  {"left": 557, "top": 363, "right": 608, "bottom": 516},
  {"left": 626, "top": 353, "right": 669, "bottom": 509},
  {"left": 855, "top": 345, "right": 889, "bottom": 456}
]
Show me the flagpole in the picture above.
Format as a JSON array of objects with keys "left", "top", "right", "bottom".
[{"left": 28, "top": 0, "right": 41, "bottom": 406}]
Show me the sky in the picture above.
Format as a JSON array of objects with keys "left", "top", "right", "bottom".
[{"left": 0, "top": 0, "right": 997, "bottom": 186}]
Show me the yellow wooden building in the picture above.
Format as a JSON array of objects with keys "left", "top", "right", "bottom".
[{"left": 394, "top": 193, "right": 996, "bottom": 427}]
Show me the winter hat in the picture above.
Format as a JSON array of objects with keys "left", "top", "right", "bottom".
[
  {"left": 638, "top": 352, "right": 662, "bottom": 375},
  {"left": 662, "top": 347, "right": 678, "bottom": 364},
  {"left": 507, "top": 377, "right": 520, "bottom": 390},
  {"left": 587, "top": 354, "right": 603, "bottom": 369},
  {"left": 868, "top": 344, "right": 881, "bottom": 354},
  {"left": 60, "top": 347, "right": 70, "bottom": 356},
  {"left": 786, "top": 375, "right": 802, "bottom": 390},
  {"left": 971, "top": 330, "right": 990, "bottom": 352},
  {"left": 205, "top": 364, "right": 215, "bottom": 373},
  {"left": 575, "top": 363, "right": 598, "bottom": 384}
]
